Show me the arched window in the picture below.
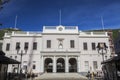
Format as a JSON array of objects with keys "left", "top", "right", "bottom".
[
  {"left": 44, "top": 58, "right": 53, "bottom": 72},
  {"left": 69, "top": 58, "right": 77, "bottom": 72},
  {"left": 57, "top": 58, "right": 65, "bottom": 72}
]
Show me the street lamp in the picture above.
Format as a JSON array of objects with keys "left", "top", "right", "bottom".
[
  {"left": 16, "top": 44, "right": 28, "bottom": 73},
  {"left": 97, "top": 42, "right": 108, "bottom": 62}
]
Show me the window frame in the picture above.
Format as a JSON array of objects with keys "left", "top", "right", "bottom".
[
  {"left": 6, "top": 43, "right": 10, "bottom": 51},
  {"left": 93, "top": 61, "right": 98, "bottom": 70},
  {"left": 83, "top": 42, "right": 88, "bottom": 50},
  {"left": 0, "top": 43, "right": 3, "bottom": 51},
  {"left": 85, "top": 61, "right": 89, "bottom": 71},
  {"left": 33, "top": 64, "right": 36, "bottom": 69},
  {"left": 70, "top": 40, "right": 75, "bottom": 48},
  {"left": 24, "top": 42, "right": 29, "bottom": 50},
  {"left": 92, "top": 42, "right": 96, "bottom": 50},
  {"left": 47, "top": 40, "right": 51, "bottom": 48},
  {"left": 16, "top": 42, "right": 20, "bottom": 50},
  {"left": 33, "top": 42, "right": 37, "bottom": 50}
]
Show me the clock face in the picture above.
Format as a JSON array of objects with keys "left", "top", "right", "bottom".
[{"left": 58, "top": 27, "right": 63, "bottom": 31}]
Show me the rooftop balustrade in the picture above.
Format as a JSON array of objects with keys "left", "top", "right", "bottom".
[
  {"left": 4, "top": 31, "right": 42, "bottom": 37},
  {"left": 44, "top": 26, "right": 77, "bottom": 30},
  {"left": 79, "top": 31, "right": 108, "bottom": 36},
  {"left": 4, "top": 26, "right": 108, "bottom": 37}
]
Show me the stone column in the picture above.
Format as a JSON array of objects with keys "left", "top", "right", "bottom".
[
  {"left": 77, "top": 56, "right": 80, "bottom": 72},
  {"left": 65, "top": 56, "right": 69, "bottom": 73},
  {"left": 53, "top": 56, "right": 56, "bottom": 73}
]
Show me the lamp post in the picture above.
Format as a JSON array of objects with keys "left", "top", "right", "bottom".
[
  {"left": 97, "top": 42, "right": 108, "bottom": 62},
  {"left": 16, "top": 45, "right": 28, "bottom": 74}
]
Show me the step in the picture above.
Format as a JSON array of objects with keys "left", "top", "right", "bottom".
[{"left": 35, "top": 73, "right": 87, "bottom": 80}]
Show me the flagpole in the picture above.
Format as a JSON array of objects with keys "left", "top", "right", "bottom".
[
  {"left": 101, "top": 16, "right": 105, "bottom": 31},
  {"left": 14, "top": 15, "right": 17, "bottom": 29},
  {"left": 59, "top": 10, "right": 61, "bottom": 25}
]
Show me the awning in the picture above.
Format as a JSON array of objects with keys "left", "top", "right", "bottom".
[{"left": 0, "top": 50, "right": 20, "bottom": 64}]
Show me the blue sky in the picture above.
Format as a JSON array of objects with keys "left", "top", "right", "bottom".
[{"left": 0, "top": 0, "right": 120, "bottom": 31}]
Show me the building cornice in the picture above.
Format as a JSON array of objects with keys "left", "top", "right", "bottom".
[
  {"left": 79, "top": 36, "right": 109, "bottom": 38},
  {"left": 41, "top": 33, "right": 79, "bottom": 35},
  {"left": 40, "top": 51, "right": 81, "bottom": 53}
]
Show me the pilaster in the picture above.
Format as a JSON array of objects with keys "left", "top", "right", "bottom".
[
  {"left": 65, "top": 56, "right": 69, "bottom": 72},
  {"left": 53, "top": 56, "right": 56, "bottom": 72},
  {"left": 77, "top": 56, "right": 80, "bottom": 72}
]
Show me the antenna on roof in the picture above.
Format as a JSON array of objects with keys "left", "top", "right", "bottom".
[
  {"left": 101, "top": 16, "right": 105, "bottom": 31},
  {"left": 14, "top": 15, "right": 17, "bottom": 29},
  {"left": 59, "top": 10, "right": 62, "bottom": 25}
]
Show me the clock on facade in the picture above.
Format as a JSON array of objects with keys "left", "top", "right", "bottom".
[{"left": 58, "top": 27, "right": 63, "bottom": 31}]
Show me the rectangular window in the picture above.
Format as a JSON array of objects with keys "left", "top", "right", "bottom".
[
  {"left": 23, "top": 65, "right": 27, "bottom": 70},
  {"left": 70, "top": 40, "right": 75, "bottom": 48},
  {"left": 83, "top": 42, "right": 88, "bottom": 50},
  {"left": 15, "top": 56, "right": 17, "bottom": 59},
  {"left": 33, "top": 64, "right": 36, "bottom": 69},
  {"left": 93, "top": 61, "right": 98, "bottom": 70},
  {"left": 0, "top": 64, "right": 2, "bottom": 71},
  {"left": 24, "top": 42, "right": 29, "bottom": 50},
  {"left": 6, "top": 43, "right": 10, "bottom": 51},
  {"left": 47, "top": 40, "right": 51, "bottom": 48},
  {"left": 10, "top": 56, "right": 12, "bottom": 58},
  {"left": 23, "top": 61, "right": 27, "bottom": 63},
  {"left": 92, "top": 43, "right": 96, "bottom": 50},
  {"left": 0, "top": 43, "right": 3, "bottom": 51},
  {"left": 85, "top": 61, "right": 89, "bottom": 71},
  {"left": 33, "top": 42, "right": 37, "bottom": 50},
  {"left": 16, "top": 42, "right": 20, "bottom": 50}
]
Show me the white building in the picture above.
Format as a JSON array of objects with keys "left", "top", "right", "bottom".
[{"left": 2, "top": 25, "right": 111, "bottom": 74}]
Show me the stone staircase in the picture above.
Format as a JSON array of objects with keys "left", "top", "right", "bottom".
[{"left": 35, "top": 73, "right": 87, "bottom": 80}]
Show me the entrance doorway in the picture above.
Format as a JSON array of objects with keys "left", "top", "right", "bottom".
[
  {"left": 69, "top": 58, "right": 77, "bottom": 72},
  {"left": 57, "top": 58, "right": 65, "bottom": 72},
  {"left": 44, "top": 58, "right": 53, "bottom": 72}
]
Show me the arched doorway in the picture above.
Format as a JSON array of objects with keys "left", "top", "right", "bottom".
[
  {"left": 57, "top": 58, "right": 65, "bottom": 72},
  {"left": 44, "top": 58, "right": 53, "bottom": 72},
  {"left": 69, "top": 58, "right": 77, "bottom": 72}
]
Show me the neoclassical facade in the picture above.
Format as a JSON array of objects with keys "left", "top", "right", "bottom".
[{"left": 2, "top": 25, "right": 111, "bottom": 74}]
